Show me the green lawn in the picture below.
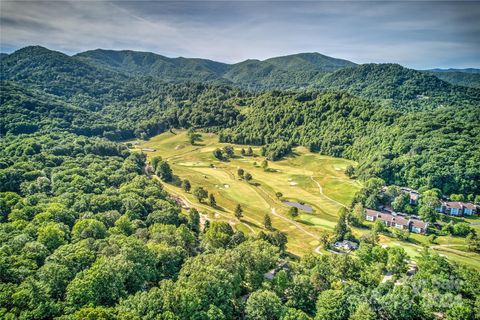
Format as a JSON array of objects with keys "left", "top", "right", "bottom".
[
  {"left": 132, "top": 130, "right": 360, "bottom": 255},
  {"left": 131, "top": 130, "right": 480, "bottom": 269}
]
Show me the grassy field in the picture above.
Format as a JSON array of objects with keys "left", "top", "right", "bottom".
[
  {"left": 131, "top": 130, "right": 480, "bottom": 269},
  {"left": 131, "top": 130, "right": 360, "bottom": 255}
]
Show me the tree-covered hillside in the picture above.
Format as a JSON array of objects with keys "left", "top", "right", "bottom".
[
  {"left": 75, "top": 49, "right": 230, "bottom": 83},
  {"left": 317, "top": 64, "right": 480, "bottom": 110},
  {"left": 1, "top": 45, "right": 480, "bottom": 319},
  {"left": 220, "top": 91, "right": 480, "bottom": 195},
  {"left": 425, "top": 69, "right": 480, "bottom": 89},
  {"left": 1, "top": 133, "right": 479, "bottom": 320},
  {"left": 1, "top": 45, "right": 480, "bottom": 195}
]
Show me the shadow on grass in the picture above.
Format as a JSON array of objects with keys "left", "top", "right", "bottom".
[
  {"left": 296, "top": 219, "right": 316, "bottom": 226},
  {"left": 241, "top": 219, "right": 261, "bottom": 230},
  {"left": 170, "top": 175, "right": 183, "bottom": 187}
]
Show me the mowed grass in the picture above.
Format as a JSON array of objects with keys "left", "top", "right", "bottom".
[
  {"left": 132, "top": 130, "right": 360, "bottom": 255},
  {"left": 132, "top": 130, "right": 480, "bottom": 269}
]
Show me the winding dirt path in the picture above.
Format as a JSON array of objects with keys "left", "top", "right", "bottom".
[
  {"left": 310, "top": 176, "right": 346, "bottom": 208},
  {"left": 270, "top": 208, "right": 318, "bottom": 240}
]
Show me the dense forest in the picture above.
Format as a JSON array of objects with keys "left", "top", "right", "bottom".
[
  {"left": 1, "top": 45, "right": 480, "bottom": 319},
  {"left": 1, "top": 46, "right": 479, "bottom": 196},
  {"left": 425, "top": 69, "right": 480, "bottom": 89},
  {"left": 1, "top": 133, "right": 480, "bottom": 320}
]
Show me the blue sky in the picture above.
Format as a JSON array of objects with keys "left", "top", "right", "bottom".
[{"left": 1, "top": 1, "right": 479, "bottom": 69}]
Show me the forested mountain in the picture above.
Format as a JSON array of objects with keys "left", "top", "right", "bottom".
[
  {"left": 1, "top": 45, "right": 480, "bottom": 319},
  {"left": 77, "top": 50, "right": 355, "bottom": 90},
  {"left": 1, "top": 45, "right": 480, "bottom": 195},
  {"left": 0, "top": 46, "right": 147, "bottom": 109},
  {"left": 316, "top": 64, "right": 480, "bottom": 110},
  {"left": 425, "top": 68, "right": 480, "bottom": 88},
  {"left": 220, "top": 91, "right": 480, "bottom": 195},
  {"left": 75, "top": 49, "right": 230, "bottom": 83}
]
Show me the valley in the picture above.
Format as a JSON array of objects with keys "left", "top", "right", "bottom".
[
  {"left": 133, "top": 130, "right": 480, "bottom": 269},
  {"left": 132, "top": 130, "right": 360, "bottom": 255}
]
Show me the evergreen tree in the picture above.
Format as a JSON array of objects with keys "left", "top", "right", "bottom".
[
  {"left": 209, "top": 193, "right": 216, "bottom": 207},
  {"left": 235, "top": 204, "right": 243, "bottom": 220},
  {"left": 264, "top": 214, "right": 272, "bottom": 230},
  {"left": 182, "top": 179, "right": 191, "bottom": 192}
]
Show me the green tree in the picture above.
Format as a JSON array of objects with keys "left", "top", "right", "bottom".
[
  {"left": 261, "top": 160, "right": 269, "bottom": 170},
  {"left": 182, "top": 179, "right": 191, "bottom": 192},
  {"left": 247, "top": 146, "right": 254, "bottom": 156},
  {"left": 222, "top": 145, "right": 234, "bottom": 158},
  {"left": 289, "top": 206, "right": 299, "bottom": 218},
  {"left": 237, "top": 168, "right": 245, "bottom": 178},
  {"left": 449, "top": 194, "right": 465, "bottom": 201},
  {"left": 37, "top": 222, "right": 68, "bottom": 251},
  {"left": 282, "top": 308, "right": 311, "bottom": 320},
  {"left": 345, "top": 165, "right": 355, "bottom": 178},
  {"left": 391, "top": 193, "right": 409, "bottom": 212},
  {"left": 387, "top": 247, "right": 408, "bottom": 275},
  {"left": 188, "top": 208, "right": 200, "bottom": 233},
  {"left": 213, "top": 148, "right": 223, "bottom": 160},
  {"left": 72, "top": 219, "right": 107, "bottom": 242},
  {"left": 187, "top": 128, "right": 201, "bottom": 145},
  {"left": 264, "top": 214, "right": 272, "bottom": 230},
  {"left": 193, "top": 187, "right": 208, "bottom": 203},
  {"left": 209, "top": 193, "right": 216, "bottom": 207},
  {"left": 244, "top": 172, "right": 253, "bottom": 182},
  {"left": 351, "top": 203, "right": 365, "bottom": 226},
  {"left": 151, "top": 156, "right": 162, "bottom": 171},
  {"left": 334, "top": 208, "right": 350, "bottom": 241},
  {"left": 373, "top": 219, "right": 385, "bottom": 233},
  {"left": 235, "top": 204, "right": 243, "bottom": 220},
  {"left": 315, "top": 289, "right": 348, "bottom": 320},
  {"left": 156, "top": 161, "right": 173, "bottom": 182},
  {"left": 446, "top": 302, "right": 473, "bottom": 320},
  {"left": 246, "top": 290, "right": 283, "bottom": 320},
  {"left": 202, "top": 221, "right": 234, "bottom": 250},
  {"left": 349, "top": 302, "right": 375, "bottom": 320},
  {"left": 418, "top": 206, "right": 438, "bottom": 223}
]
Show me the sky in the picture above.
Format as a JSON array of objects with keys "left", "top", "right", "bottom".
[{"left": 1, "top": 0, "right": 479, "bottom": 69}]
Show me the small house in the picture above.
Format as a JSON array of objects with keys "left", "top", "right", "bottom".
[
  {"left": 462, "top": 202, "right": 478, "bottom": 216},
  {"left": 409, "top": 218, "right": 428, "bottom": 234},
  {"left": 365, "top": 209, "right": 381, "bottom": 222},
  {"left": 437, "top": 201, "right": 478, "bottom": 216},
  {"left": 400, "top": 187, "right": 419, "bottom": 205},
  {"left": 333, "top": 240, "right": 358, "bottom": 251}
]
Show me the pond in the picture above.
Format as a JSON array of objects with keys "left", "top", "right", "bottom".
[{"left": 283, "top": 201, "right": 313, "bottom": 213}]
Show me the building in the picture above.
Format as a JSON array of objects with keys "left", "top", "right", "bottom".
[
  {"left": 400, "top": 187, "right": 419, "bottom": 205},
  {"left": 333, "top": 240, "right": 359, "bottom": 251},
  {"left": 436, "top": 201, "right": 478, "bottom": 216},
  {"left": 409, "top": 217, "right": 429, "bottom": 234},
  {"left": 365, "top": 209, "right": 428, "bottom": 234},
  {"left": 462, "top": 202, "right": 478, "bottom": 216}
]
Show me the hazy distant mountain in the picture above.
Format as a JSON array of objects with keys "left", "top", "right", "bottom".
[
  {"left": 76, "top": 50, "right": 356, "bottom": 89},
  {"left": 424, "top": 68, "right": 480, "bottom": 88},
  {"left": 427, "top": 68, "right": 480, "bottom": 74}
]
